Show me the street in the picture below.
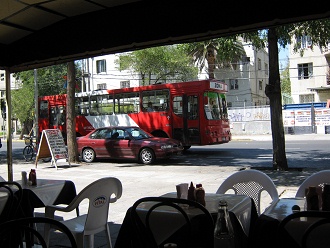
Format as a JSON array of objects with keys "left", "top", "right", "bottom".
[{"left": 0, "top": 138, "right": 329, "bottom": 170}]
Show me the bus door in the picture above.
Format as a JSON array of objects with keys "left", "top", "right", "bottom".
[
  {"left": 172, "top": 94, "right": 200, "bottom": 147},
  {"left": 50, "top": 105, "right": 66, "bottom": 133}
]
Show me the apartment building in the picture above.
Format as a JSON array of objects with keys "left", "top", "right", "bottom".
[
  {"left": 289, "top": 36, "right": 330, "bottom": 104},
  {"left": 214, "top": 40, "right": 269, "bottom": 108}
]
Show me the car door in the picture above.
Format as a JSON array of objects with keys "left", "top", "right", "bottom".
[
  {"left": 89, "top": 129, "right": 109, "bottom": 157},
  {"left": 107, "top": 128, "right": 135, "bottom": 158}
]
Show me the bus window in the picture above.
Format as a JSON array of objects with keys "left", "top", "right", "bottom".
[
  {"left": 142, "top": 90, "right": 169, "bottom": 112},
  {"left": 114, "top": 92, "right": 139, "bottom": 114},
  {"left": 173, "top": 96, "right": 183, "bottom": 116},
  {"left": 75, "top": 96, "right": 89, "bottom": 115},
  {"left": 39, "top": 100, "right": 49, "bottom": 118},
  {"left": 187, "top": 95, "right": 198, "bottom": 120}
]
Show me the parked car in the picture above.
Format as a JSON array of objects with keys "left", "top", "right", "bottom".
[{"left": 76, "top": 126, "right": 183, "bottom": 164}]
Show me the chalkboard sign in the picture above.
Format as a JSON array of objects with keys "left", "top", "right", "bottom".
[{"left": 36, "top": 129, "right": 70, "bottom": 169}]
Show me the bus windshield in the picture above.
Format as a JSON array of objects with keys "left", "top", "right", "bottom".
[{"left": 204, "top": 92, "right": 227, "bottom": 120}]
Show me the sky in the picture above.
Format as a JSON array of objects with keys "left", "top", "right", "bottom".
[{"left": 278, "top": 45, "right": 289, "bottom": 69}]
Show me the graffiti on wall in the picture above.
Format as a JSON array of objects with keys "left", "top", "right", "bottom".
[{"left": 228, "top": 107, "right": 270, "bottom": 122}]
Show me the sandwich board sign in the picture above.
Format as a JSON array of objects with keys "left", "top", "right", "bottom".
[{"left": 36, "top": 129, "right": 70, "bottom": 169}]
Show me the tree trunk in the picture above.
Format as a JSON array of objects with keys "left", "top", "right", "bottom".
[
  {"left": 266, "top": 28, "right": 288, "bottom": 171},
  {"left": 66, "top": 61, "right": 79, "bottom": 163}
]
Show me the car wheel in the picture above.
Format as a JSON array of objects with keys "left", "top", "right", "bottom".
[
  {"left": 183, "top": 146, "right": 191, "bottom": 150},
  {"left": 82, "top": 148, "right": 95, "bottom": 162},
  {"left": 139, "top": 148, "right": 155, "bottom": 165}
]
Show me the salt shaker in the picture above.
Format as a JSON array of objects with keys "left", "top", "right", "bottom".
[{"left": 21, "top": 171, "right": 27, "bottom": 185}]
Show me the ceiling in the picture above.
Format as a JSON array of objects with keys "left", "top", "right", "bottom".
[{"left": 1, "top": 0, "right": 330, "bottom": 73}]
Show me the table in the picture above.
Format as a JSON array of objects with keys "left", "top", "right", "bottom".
[
  {"left": 16, "top": 179, "right": 77, "bottom": 218},
  {"left": 114, "top": 193, "right": 258, "bottom": 248},
  {"left": 250, "top": 197, "right": 330, "bottom": 248}
]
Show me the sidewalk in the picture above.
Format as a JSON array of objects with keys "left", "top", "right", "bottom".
[{"left": 232, "top": 133, "right": 330, "bottom": 141}]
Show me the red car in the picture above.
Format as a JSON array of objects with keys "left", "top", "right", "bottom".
[{"left": 77, "top": 126, "right": 183, "bottom": 164}]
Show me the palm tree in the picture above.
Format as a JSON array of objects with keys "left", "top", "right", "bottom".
[{"left": 181, "top": 37, "right": 245, "bottom": 79}]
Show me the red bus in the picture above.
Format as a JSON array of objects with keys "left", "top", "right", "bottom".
[{"left": 38, "top": 79, "right": 231, "bottom": 149}]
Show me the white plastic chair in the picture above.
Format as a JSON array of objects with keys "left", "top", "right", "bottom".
[
  {"left": 216, "top": 169, "right": 279, "bottom": 215},
  {"left": 45, "top": 177, "right": 122, "bottom": 248},
  {"left": 295, "top": 170, "right": 330, "bottom": 197}
]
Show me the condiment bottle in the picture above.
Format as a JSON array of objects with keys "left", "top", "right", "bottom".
[
  {"left": 29, "top": 169, "right": 37, "bottom": 186},
  {"left": 306, "top": 186, "right": 319, "bottom": 210},
  {"left": 188, "top": 181, "right": 195, "bottom": 201},
  {"left": 195, "top": 183, "right": 205, "bottom": 206},
  {"left": 322, "top": 184, "right": 330, "bottom": 211},
  {"left": 214, "top": 200, "right": 235, "bottom": 248}
]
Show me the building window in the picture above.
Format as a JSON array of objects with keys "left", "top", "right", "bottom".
[
  {"left": 229, "top": 79, "right": 238, "bottom": 90},
  {"left": 299, "top": 94, "right": 314, "bottom": 103},
  {"left": 97, "top": 83, "right": 107, "bottom": 90},
  {"left": 298, "top": 63, "right": 313, "bottom": 80},
  {"left": 259, "top": 81, "right": 263, "bottom": 90},
  {"left": 96, "top": 59, "right": 106, "bottom": 73},
  {"left": 120, "top": 81, "right": 130, "bottom": 88},
  {"left": 258, "top": 58, "right": 261, "bottom": 70},
  {"left": 264, "top": 63, "right": 268, "bottom": 75},
  {"left": 296, "top": 35, "right": 312, "bottom": 49}
]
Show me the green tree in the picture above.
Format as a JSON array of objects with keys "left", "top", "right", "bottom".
[
  {"left": 281, "top": 64, "right": 291, "bottom": 95},
  {"left": 116, "top": 45, "right": 198, "bottom": 85},
  {"left": 179, "top": 37, "right": 246, "bottom": 79},
  {"left": 12, "top": 64, "right": 81, "bottom": 137},
  {"left": 12, "top": 64, "right": 68, "bottom": 136}
]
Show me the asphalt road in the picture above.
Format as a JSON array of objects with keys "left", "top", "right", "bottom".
[{"left": 0, "top": 138, "right": 329, "bottom": 170}]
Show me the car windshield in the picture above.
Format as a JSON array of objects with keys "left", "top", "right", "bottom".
[{"left": 127, "top": 127, "right": 152, "bottom": 140}]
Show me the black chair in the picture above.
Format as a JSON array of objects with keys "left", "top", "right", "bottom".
[
  {"left": 0, "top": 181, "right": 24, "bottom": 222},
  {"left": 130, "top": 196, "right": 214, "bottom": 248},
  {"left": 0, "top": 216, "right": 77, "bottom": 248},
  {"left": 277, "top": 211, "right": 330, "bottom": 248},
  {"left": 301, "top": 217, "right": 330, "bottom": 248}
]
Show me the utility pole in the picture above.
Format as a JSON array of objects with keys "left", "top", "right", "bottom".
[{"left": 34, "top": 69, "right": 38, "bottom": 143}]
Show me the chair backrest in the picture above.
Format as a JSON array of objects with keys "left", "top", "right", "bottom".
[
  {"left": 302, "top": 218, "right": 330, "bottom": 248},
  {"left": 277, "top": 211, "right": 330, "bottom": 248},
  {"left": 69, "top": 177, "right": 122, "bottom": 234},
  {"left": 0, "top": 181, "right": 23, "bottom": 221},
  {"left": 130, "top": 196, "right": 214, "bottom": 248},
  {"left": 216, "top": 169, "right": 279, "bottom": 215},
  {"left": 295, "top": 170, "right": 330, "bottom": 197},
  {"left": 0, "top": 216, "right": 77, "bottom": 248}
]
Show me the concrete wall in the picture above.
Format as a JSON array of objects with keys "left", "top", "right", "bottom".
[{"left": 228, "top": 106, "right": 330, "bottom": 135}]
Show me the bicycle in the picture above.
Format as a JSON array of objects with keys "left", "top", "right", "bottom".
[{"left": 23, "top": 135, "right": 51, "bottom": 162}]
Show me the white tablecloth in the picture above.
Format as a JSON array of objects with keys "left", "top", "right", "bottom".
[
  {"left": 17, "top": 179, "right": 65, "bottom": 206},
  {"left": 0, "top": 191, "right": 9, "bottom": 215},
  {"left": 136, "top": 192, "right": 253, "bottom": 244},
  {"left": 263, "top": 198, "right": 330, "bottom": 247}
]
